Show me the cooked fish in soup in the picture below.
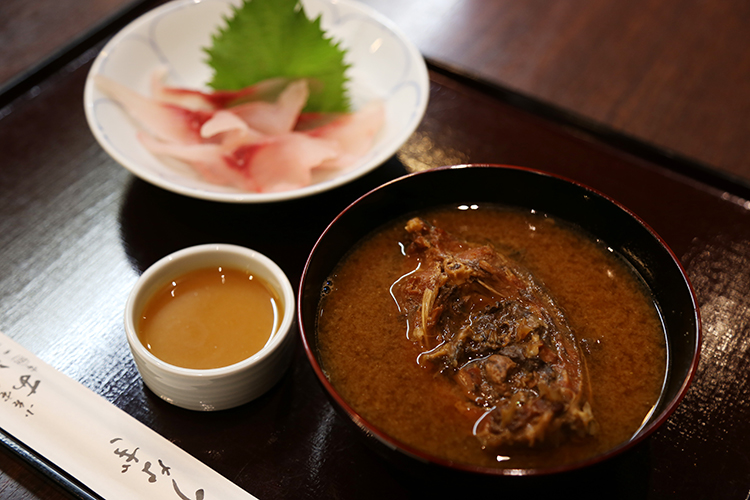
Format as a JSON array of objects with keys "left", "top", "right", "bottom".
[{"left": 391, "top": 217, "right": 596, "bottom": 449}]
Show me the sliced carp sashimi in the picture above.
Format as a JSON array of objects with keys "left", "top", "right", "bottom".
[
  {"left": 96, "top": 72, "right": 384, "bottom": 193},
  {"left": 303, "top": 100, "right": 385, "bottom": 170},
  {"left": 236, "top": 133, "right": 340, "bottom": 192},
  {"left": 137, "top": 132, "right": 255, "bottom": 190},
  {"left": 229, "top": 79, "right": 309, "bottom": 135},
  {"left": 149, "top": 67, "right": 290, "bottom": 111},
  {"left": 96, "top": 75, "right": 211, "bottom": 144},
  {"left": 199, "top": 110, "right": 265, "bottom": 144},
  {"left": 140, "top": 131, "right": 340, "bottom": 193}
]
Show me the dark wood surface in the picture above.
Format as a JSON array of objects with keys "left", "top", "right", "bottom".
[
  {"left": 2, "top": 0, "right": 750, "bottom": 499},
  {"left": 0, "top": 0, "right": 136, "bottom": 94},
  {"left": 358, "top": 0, "right": 750, "bottom": 184}
]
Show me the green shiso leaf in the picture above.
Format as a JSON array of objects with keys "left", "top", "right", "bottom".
[{"left": 204, "top": 0, "right": 351, "bottom": 113}]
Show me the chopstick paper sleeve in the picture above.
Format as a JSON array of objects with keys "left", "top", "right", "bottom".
[{"left": 0, "top": 331, "right": 259, "bottom": 499}]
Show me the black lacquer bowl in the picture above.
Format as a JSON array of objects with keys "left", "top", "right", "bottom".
[{"left": 298, "top": 164, "right": 701, "bottom": 476}]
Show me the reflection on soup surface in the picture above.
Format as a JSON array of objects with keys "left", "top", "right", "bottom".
[{"left": 317, "top": 205, "right": 666, "bottom": 469}]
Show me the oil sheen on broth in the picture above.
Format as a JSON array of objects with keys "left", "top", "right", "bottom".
[
  {"left": 316, "top": 205, "right": 667, "bottom": 469},
  {"left": 138, "top": 266, "right": 281, "bottom": 370}
]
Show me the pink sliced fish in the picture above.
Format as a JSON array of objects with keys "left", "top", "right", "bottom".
[
  {"left": 229, "top": 79, "right": 309, "bottom": 135},
  {"left": 200, "top": 110, "right": 265, "bottom": 145},
  {"left": 140, "top": 130, "right": 340, "bottom": 193},
  {"left": 96, "top": 75, "right": 210, "bottom": 144},
  {"left": 98, "top": 70, "right": 385, "bottom": 193},
  {"left": 149, "top": 67, "right": 290, "bottom": 111},
  {"left": 237, "top": 133, "right": 340, "bottom": 192},
  {"left": 303, "top": 100, "right": 384, "bottom": 169},
  {"left": 137, "top": 132, "right": 256, "bottom": 190}
]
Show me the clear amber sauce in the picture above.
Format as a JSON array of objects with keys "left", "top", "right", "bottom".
[
  {"left": 317, "top": 206, "right": 667, "bottom": 469},
  {"left": 138, "top": 266, "right": 281, "bottom": 369}
]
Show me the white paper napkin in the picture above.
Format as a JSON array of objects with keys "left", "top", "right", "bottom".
[{"left": 0, "top": 331, "right": 258, "bottom": 499}]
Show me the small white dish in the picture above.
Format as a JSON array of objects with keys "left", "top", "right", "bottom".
[
  {"left": 124, "top": 244, "right": 296, "bottom": 411},
  {"left": 84, "top": 0, "right": 429, "bottom": 203}
]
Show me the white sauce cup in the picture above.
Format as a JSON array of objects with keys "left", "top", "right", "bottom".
[{"left": 124, "top": 243, "right": 296, "bottom": 411}]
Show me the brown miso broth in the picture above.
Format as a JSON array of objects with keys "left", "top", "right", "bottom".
[{"left": 316, "top": 205, "right": 667, "bottom": 469}]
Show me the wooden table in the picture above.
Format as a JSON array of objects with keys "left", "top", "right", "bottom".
[
  {"left": 2, "top": 0, "right": 750, "bottom": 498},
  {"left": 358, "top": 0, "right": 750, "bottom": 185}
]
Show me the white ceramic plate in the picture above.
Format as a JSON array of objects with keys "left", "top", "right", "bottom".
[{"left": 84, "top": 0, "right": 429, "bottom": 203}]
